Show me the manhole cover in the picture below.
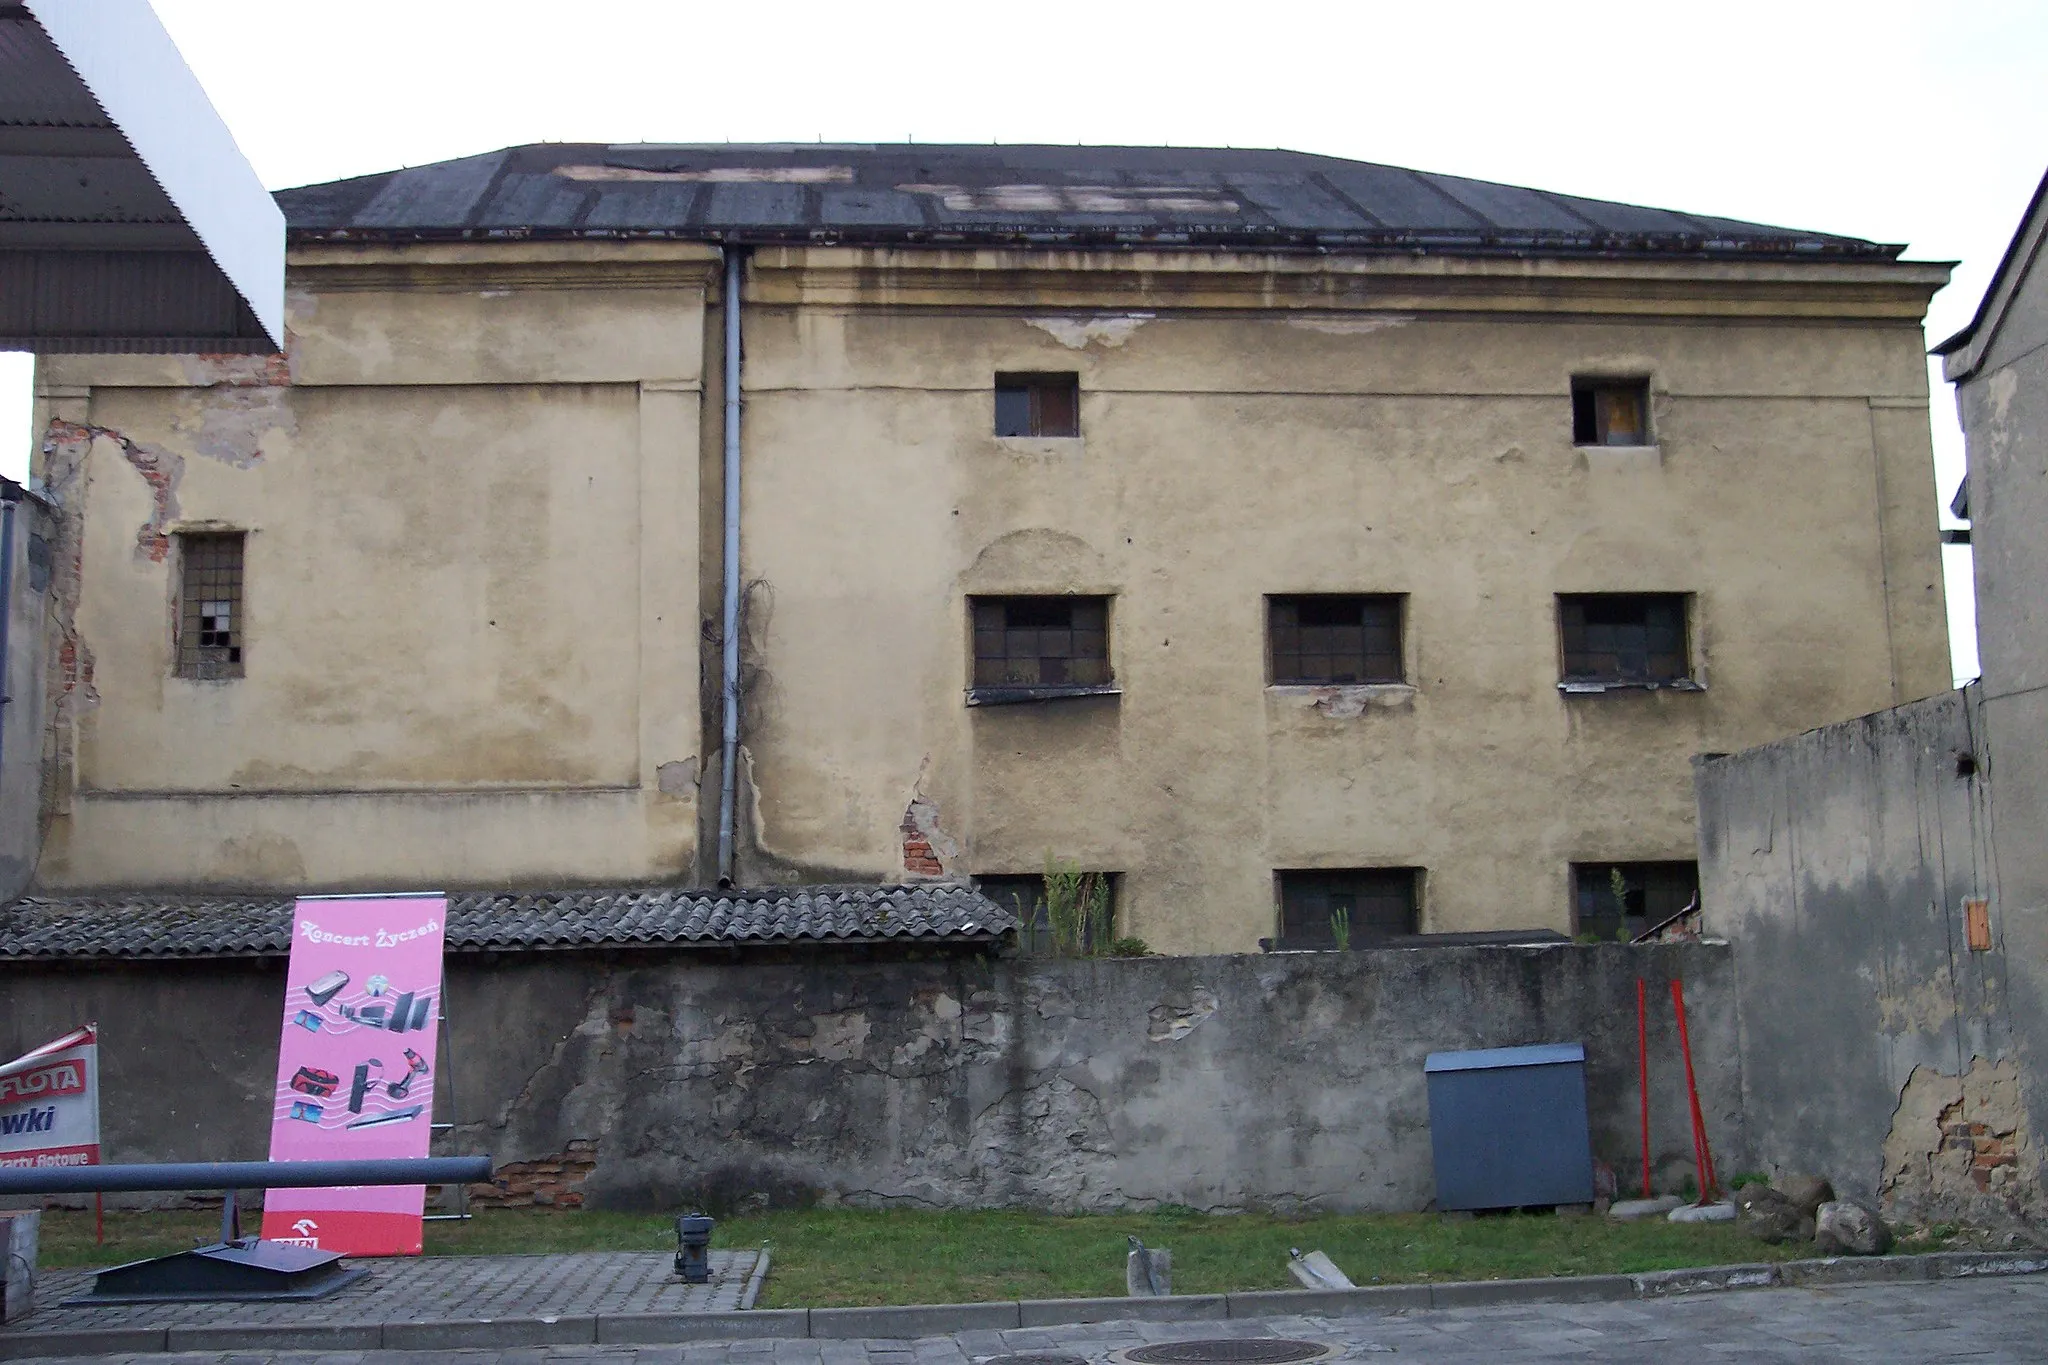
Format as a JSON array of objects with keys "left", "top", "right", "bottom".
[{"left": 1120, "top": 1341, "right": 1338, "bottom": 1365}]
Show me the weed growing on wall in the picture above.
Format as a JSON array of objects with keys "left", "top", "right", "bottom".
[{"left": 1044, "top": 855, "right": 1112, "bottom": 957}]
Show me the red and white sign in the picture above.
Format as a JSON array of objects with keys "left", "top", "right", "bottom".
[
  {"left": 0, "top": 1025, "right": 101, "bottom": 1169},
  {"left": 261, "top": 894, "right": 447, "bottom": 1256}
]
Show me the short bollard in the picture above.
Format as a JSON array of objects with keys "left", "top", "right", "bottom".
[{"left": 676, "top": 1212, "right": 715, "bottom": 1282}]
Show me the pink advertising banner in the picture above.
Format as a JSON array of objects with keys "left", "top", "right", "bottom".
[{"left": 263, "top": 894, "right": 446, "bottom": 1256}]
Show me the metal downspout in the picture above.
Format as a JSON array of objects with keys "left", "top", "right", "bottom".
[
  {"left": 0, "top": 489, "right": 18, "bottom": 795},
  {"left": 715, "top": 246, "right": 744, "bottom": 885}
]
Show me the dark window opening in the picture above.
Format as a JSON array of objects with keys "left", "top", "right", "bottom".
[
  {"left": 971, "top": 595, "right": 1109, "bottom": 689},
  {"left": 994, "top": 372, "right": 1080, "bottom": 438},
  {"left": 976, "top": 873, "right": 1117, "bottom": 956},
  {"left": 177, "top": 532, "right": 245, "bottom": 679},
  {"left": 1573, "top": 861, "right": 1698, "bottom": 941},
  {"left": 1269, "top": 595, "right": 1404, "bottom": 685},
  {"left": 1559, "top": 593, "right": 1689, "bottom": 684},
  {"left": 1277, "top": 868, "right": 1419, "bottom": 949},
  {"left": 1571, "top": 378, "right": 1651, "bottom": 446}
]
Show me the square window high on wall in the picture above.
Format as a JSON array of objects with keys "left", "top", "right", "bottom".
[
  {"left": 976, "top": 872, "right": 1118, "bottom": 956},
  {"left": 994, "top": 373, "right": 1080, "bottom": 437},
  {"left": 1572, "top": 861, "right": 1698, "bottom": 941},
  {"left": 176, "top": 531, "right": 245, "bottom": 680},
  {"left": 1268, "top": 595, "right": 1404, "bottom": 685},
  {"left": 1572, "top": 377, "right": 1651, "bottom": 446}
]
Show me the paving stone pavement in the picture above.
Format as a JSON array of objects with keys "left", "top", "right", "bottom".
[
  {"left": 5, "top": 1275, "right": 2048, "bottom": 1363},
  {"left": 0, "top": 1252, "right": 757, "bottom": 1338}
]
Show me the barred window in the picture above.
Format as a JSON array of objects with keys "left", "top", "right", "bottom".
[
  {"left": 1269, "top": 595, "right": 1404, "bottom": 685},
  {"left": 177, "top": 532, "right": 245, "bottom": 679},
  {"left": 1277, "top": 868, "right": 1420, "bottom": 948},
  {"left": 1559, "top": 593, "right": 1689, "bottom": 684},
  {"left": 976, "top": 873, "right": 1117, "bottom": 956},
  {"left": 1573, "top": 861, "right": 1699, "bottom": 941},
  {"left": 994, "top": 373, "right": 1080, "bottom": 438},
  {"left": 971, "top": 596, "right": 1110, "bottom": 690}
]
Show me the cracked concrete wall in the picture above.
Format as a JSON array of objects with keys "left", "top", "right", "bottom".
[
  {"left": 1696, "top": 689, "right": 2041, "bottom": 1223},
  {"left": 0, "top": 944, "right": 1741, "bottom": 1214},
  {"left": 734, "top": 245, "right": 1951, "bottom": 952},
  {"left": 27, "top": 242, "right": 717, "bottom": 889}
]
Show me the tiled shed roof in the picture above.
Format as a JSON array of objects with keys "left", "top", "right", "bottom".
[
  {"left": 275, "top": 142, "right": 1899, "bottom": 260},
  {"left": 0, "top": 885, "right": 1012, "bottom": 960}
]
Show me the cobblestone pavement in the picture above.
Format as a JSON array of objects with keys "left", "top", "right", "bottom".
[
  {"left": 1, "top": 1252, "right": 757, "bottom": 1339},
  {"left": 6, "top": 1275, "right": 2048, "bottom": 1364}
]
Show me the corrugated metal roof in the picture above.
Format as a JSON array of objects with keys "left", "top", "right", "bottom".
[
  {"left": 0, "top": 884, "right": 1015, "bottom": 960},
  {"left": 275, "top": 143, "right": 1901, "bottom": 259}
]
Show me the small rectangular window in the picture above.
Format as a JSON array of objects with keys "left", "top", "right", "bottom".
[
  {"left": 976, "top": 873, "right": 1117, "bottom": 956},
  {"left": 1269, "top": 595, "right": 1404, "bottom": 685},
  {"left": 994, "top": 373, "right": 1080, "bottom": 437},
  {"left": 1277, "top": 868, "right": 1419, "bottom": 948},
  {"left": 1571, "top": 378, "right": 1650, "bottom": 446},
  {"left": 1559, "top": 593, "right": 1689, "bottom": 685},
  {"left": 971, "top": 595, "right": 1110, "bottom": 692},
  {"left": 177, "top": 532, "right": 245, "bottom": 679},
  {"left": 1573, "top": 861, "right": 1698, "bottom": 941}
]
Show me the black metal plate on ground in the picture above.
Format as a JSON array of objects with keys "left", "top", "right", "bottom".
[
  {"left": 63, "top": 1264, "right": 369, "bottom": 1304},
  {"left": 1123, "top": 1342, "right": 1338, "bottom": 1365},
  {"left": 981, "top": 1355, "right": 1091, "bottom": 1365}
]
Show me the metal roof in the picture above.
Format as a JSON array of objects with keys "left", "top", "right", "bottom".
[
  {"left": 277, "top": 143, "right": 1901, "bottom": 260},
  {"left": 0, "top": 884, "right": 1014, "bottom": 960},
  {"left": 0, "top": 0, "right": 283, "bottom": 351}
]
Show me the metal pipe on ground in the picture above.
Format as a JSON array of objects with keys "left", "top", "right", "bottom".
[{"left": 0, "top": 1155, "right": 493, "bottom": 1195}]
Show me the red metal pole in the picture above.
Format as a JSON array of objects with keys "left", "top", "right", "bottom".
[
  {"left": 1671, "top": 977, "right": 1718, "bottom": 1202},
  {"left": 1636, "top": 978, "right": 1651, "bottom": 1199}
]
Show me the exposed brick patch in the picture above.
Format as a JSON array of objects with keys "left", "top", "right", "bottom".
[
  {"left": 1939, "top": 1098, "right": 2020, "bottom": 1190},
  {"left": 901, "top": 802, "right": 945, "bottom": 876},
  {"left": 45, "top": 417, "right": 183, "bottom": 562},
  {"left": 466, "top": 1140, "right": 599, "bottom": 1208}
]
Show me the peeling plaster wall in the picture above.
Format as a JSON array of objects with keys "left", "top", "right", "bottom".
[
  {"left": 0, "top": 944, "right": 1741, "bottom": 1214},
  {"left": 1695, "top": 690, "right": 2038, "bottom": 1222},
  {"left": 738, "top": 246, "right": 1952, "bottom": 952},
  {"left": 0, "top": 494, "right": 54, "bottom": 898},
  {"left": 28, "top": 243, "right": 718, "bottom": 889}
]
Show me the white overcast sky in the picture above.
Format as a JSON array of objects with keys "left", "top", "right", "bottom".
[{"left": 8, "top": 0, "right": 2046, "bottom": 682}]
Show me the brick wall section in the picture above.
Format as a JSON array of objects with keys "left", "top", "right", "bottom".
[
  {"left": 901, "top": 809, "right": 943, "bottom": 877},
  {"left": 1940, "top": 1098, "right": 2020, "bottom": 1191},
  {"left": 465, "top": 1140, "right": 598, "bottom": 1208}
]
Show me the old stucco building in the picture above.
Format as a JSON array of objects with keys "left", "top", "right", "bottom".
[{"left": 22, "top": 144, "right": 1953, "bottom": 954}]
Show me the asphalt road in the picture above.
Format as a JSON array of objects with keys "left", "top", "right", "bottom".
[{"left": 7, "top": 1275, "right": 2046, "bottom": 1364}]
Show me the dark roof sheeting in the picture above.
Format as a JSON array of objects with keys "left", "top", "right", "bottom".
[
  {"left": 0, "top": 885, "right": 1014, "bottom": 960},
  {"left": 274, "top": 143, "right": 1900, "bottom": 260}
]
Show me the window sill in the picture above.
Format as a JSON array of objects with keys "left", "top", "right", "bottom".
[
  {"left": 994, "top": 436, "right": 1085, "bottom": 456},
  {"left": 967, "top": 683, "right": 1121, "bottom": 707},
  {"left": 1558, "top": 678, "right": 1704, "bottom": 695},
  {"left": 1576, "top": 444, "right": 1661, "bottom": 473}
]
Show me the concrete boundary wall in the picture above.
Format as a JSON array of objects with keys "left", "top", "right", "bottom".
[{"left": 0, "top": 944, "right": 1738, "bottom": 1213}]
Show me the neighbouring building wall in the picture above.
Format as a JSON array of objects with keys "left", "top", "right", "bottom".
[
  {"left": 28, "top": 242, "right": 716, "bottom": 890},
  {"left": 0, "top": 488, "right": 54, "bottom": 897},
  {"left": 1694, "top": 690, "right": 2037, "bottom": 1224},
  {"left": 0, "top": 944, "right": 1740, "bottom": 1214},
  {"left": 736, "top": 247, "right": 1952, "bottom": 951}
]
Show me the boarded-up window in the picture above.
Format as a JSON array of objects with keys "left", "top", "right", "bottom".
[
  {"left": 1573, "top": 861, "right": 1698, "bottom": 940},
  {"left": 1572, "top": 378, "right": 1651, "bottom": 446},
  {"left": 994, "top": 373, "right": 1080, "bottom": 437},
  {"left": 977, "top": 873, "right": 1117, "bottom": 956},
  {"left": 1277, "top": 868, "right": 1419, "bottom": 948},
  {"left": 1559, "top": 593, "right": 1689, "bottom": 684},
  {"left": 177, "top": 532, "right": 245, "bottom": 679},
  {"left": 971, "top": 596, "right": 1109, "bottom": 688},
  {"left": 1269, "top": 595, "right": 1403, "bottom": 685}
]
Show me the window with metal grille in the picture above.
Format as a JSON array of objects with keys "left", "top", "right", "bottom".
[
  {"left": 176, "top": 532, "right": 245, "bottom": 679},
  {"left": 1277, "top": 868, "right": 1419, "bottom": 949},
  {"left": 1571, "top": 378, "right": 1651, "bottom": 446},
  {"left": 994, "top": 372, "right": 1080, "bottom": 437},
  {"left": 976, "top": 873, "right": 1117, "bottom": 956},
  {"left": 971, "top": 596, "right": 1110, "bottom": 690},
  {"left": 1572, "top": 861, "right": 1698, "bottom": 941},
  {"left": 1558, "top": 593, "right": 1689, "bottom": 685},
  {"left": 1268, "top": 595, "right": 1404, "bottom": 685}
]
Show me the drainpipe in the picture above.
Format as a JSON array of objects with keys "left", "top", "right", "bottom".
[
  {"left": 0, "top": 482, "right": 18, "bottom": 802},
  {"left": 715, "top": 246, "right": 745, "bottom": 886}
]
